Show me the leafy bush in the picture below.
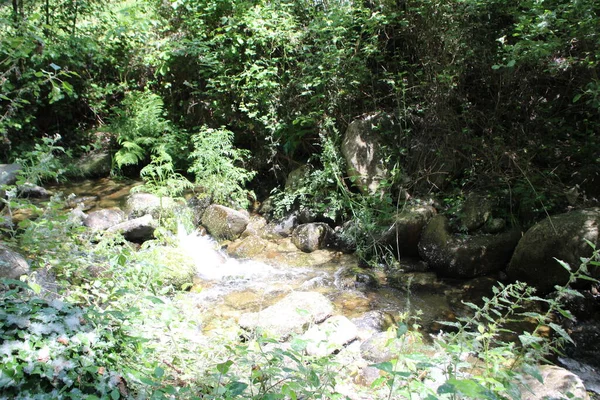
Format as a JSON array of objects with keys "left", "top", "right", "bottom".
[
  {"left": 188, "top": 126, "right": 256, "bottom": 208},
  {"left": 0, "top": 281, "right": 139, "bottom": 400}
]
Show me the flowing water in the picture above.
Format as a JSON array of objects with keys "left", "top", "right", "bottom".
[{"left": 49, "top": 178, "right": 460, "bottom": 334}]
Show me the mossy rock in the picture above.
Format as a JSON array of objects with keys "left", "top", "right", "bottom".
[{"left": 138, "top": 246, "right": 196, "bottom": 290}]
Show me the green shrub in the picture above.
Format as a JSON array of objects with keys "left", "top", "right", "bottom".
[
  {"left": 0, "top": 281, "right": 141, "bottom": 400},
  {"left": 188, "top": 126, "right": 256, "bottom": 208}
]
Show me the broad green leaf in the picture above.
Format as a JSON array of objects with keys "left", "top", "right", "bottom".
[
  {"left": 226, "top": 381, "right": 248, "bottom": 396},
  {"left": 217, "top": 360, "right": 233, "bottom": 374}
]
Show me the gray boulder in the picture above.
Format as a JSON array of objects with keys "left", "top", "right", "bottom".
[
  {"left": 460, "top": 193, "right": 493, "bottom": 232},
  {"left": 0, "top": 244, "right": 30, "bottom": 279},
  {"left": 18, "top": 182, "right": 51, "bottom": 199},
  {"left": 360, "top": 331, "right": 420, "bottom": 363},
  {"left": 507, "top": 208, "right": 600, "bottom": 293},
  {"left": 238, "top": 291, "right": 334, "bottom": 340},
  {"left": 84, "top": 208, "right": 126, "bottom": 230},
  {"left": 352, "top": 311, "right": 396, "bottom": 340},
  {"left": 271, "top": 214, "right": 297, "bottom": 238},
  {"left": 285, "top": 165, "right": 309, "bottom": 191},
  {"left": 418, "top": 215, "right": 520, "bottom": 278},
  {"left": 75, "top": 151, "right": 112, "bottom": 178},
  {"left": 379, "top": 205, "right": 436, "bottom": 257},
  {"left": 341, "top": 113, "right": 392, "bottom": 195},
  {"left": 125, "top": 192, "right": 178, "bottom": 219},
  {"left": 202, "top": 204, "right": 249, "bottom": 240},
  {"left": 107, "top": 214, "right": 157, "bottom": 242},
  {"left": 0, "top": 164, "right": 21, "bottom": 186},
  {"left": 291, "top": 223, "right": 333, "bottom": 253},
  {"left": 519, "top": 365, "right": 589, "bottom": 400}
]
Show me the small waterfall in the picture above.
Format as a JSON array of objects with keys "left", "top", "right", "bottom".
[{"left": 176, "top": 224, "right": 280, "bottom": 281}]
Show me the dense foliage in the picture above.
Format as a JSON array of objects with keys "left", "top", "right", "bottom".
[
  {"left": 1, "top": 1, "right": 599, "bottom": 397},
  {"left": 2, "top": 0, "right": 598, "bottom": 206}
]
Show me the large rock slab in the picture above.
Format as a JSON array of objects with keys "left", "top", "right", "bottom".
[
  {"left": 238, "top": 291, "right": 334, "bottom": 340},
  {"left": 302, "top": 315, "right": 358, "bottom": 357},
  {"left": 0, "top": 244, "right": 30, "bottom": 279},
  {"left": 519, "top": 365, "right": 589, "bottom": 400},
  {"left": 507, "top": 208, "right": 600, "bottom": 293},
  {"left": 341, "top": 113, "right": 392, "bottom": 195},
  {"left": 125, "top": 192, "right": 179, "bottom": 219},
  {"left": 202, "top": 204, "right": 249, "bottom": 240},
  {"left": 107, "top": 214, "right": 157, "bottom": 242},
  {"left": 291, "top": 223, "right": 333, "bottom": 253},
  {"left": 418, "top": 215, "right": 520, "bottom": 278},
  {"left": 84, "top": 208, "right": 126, "bottom": 230}
]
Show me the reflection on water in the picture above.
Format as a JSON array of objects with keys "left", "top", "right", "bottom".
[{"left": 49, "top": 177, "right": 142, "bottom": 210}]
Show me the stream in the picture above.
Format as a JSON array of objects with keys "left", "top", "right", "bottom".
[
  {"left": 49, "top": 178, "right": 464, "bottom": 335},
  {"left": 48, "top": 178, "right": 600, "bottom": 396}
]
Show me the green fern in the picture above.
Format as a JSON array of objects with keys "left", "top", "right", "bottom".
[
  {"left": 110, "top": 90, "right": 173, "bottom": 171},
  {"left": 133, "top": 146, "right": 193, "bottom": 198},
  {"left": 188, "top": 126, "right": 256, "bottom": 208}
]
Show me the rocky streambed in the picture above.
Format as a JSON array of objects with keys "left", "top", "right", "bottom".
[{"left": 1, "top": 168, "right": 599, "bottom": 398}]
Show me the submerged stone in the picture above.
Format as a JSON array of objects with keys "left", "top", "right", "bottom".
[{"left": 238, "top": 291, "right": 334, "bottom": 340}]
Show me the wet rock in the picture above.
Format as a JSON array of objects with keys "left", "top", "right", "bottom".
[
  {"left": 352, "top": 311, "right": 396, "bottom": 340},
  {"left": 18, "top": 182, "right": 51, "bottom": 199},
  {"left": 227, "top": 235, "right": 277, "bottom": 259},
  {"left": 387, "top": 271, "right": 448, "bottom": 292},
  {"left": 559, "top": 357, "right": 600, "bottom": 395},
  {"left": 271, "top": 214, "right": 297, "bottom": 238},
  {"left": 460, "top": 193, "right": 493, "bottom": 232},
  {"left": 519, "top": 365, "right": 589, "bottom": 400},
  {"left": 291, "top": 223, "right": 333, "bottom": 253},
  {"left": 507, "top": 208, "right": 600, "bottom": 293},
  {"left": 0, "top": 164, "right": 21, "bottom": 186},
  {"left": 68, "top": 207, "right": 87, "bottom": 226},
  {"left": 84, "top": 208, "right": 126, "bottom": 230},
  {"left": 0, "top": 244, "right": 30, "bottom": 279},
  {"left": 0, "top": 164, "right": 21, "bottom": 206},
  {"left": 202, "top": 204, "right": 249, "bottom": 240},
  {"left": 241, "top": 215, "right": 268, "bottom": 238},
  {"left": 328, "top": 221, "right": 358, "bottom": 253},
  {"left": 238, "top": 291, "right": 334, "bottom": 340},
  {"left": 285, "top": 165, "right": 309, "bottom": 191},
  {"left": 75, "top": 151, "right": 112, "bottom": 178},
  {"left": 418, "top": 215, "right": 520, "bottom": 278},
  {"left": 107, "top": 214, "right": 157, "bottom": 243},
  {"left": 564, "top": 321, "right": 600, "bottom": 371},
  {"left": 125, "top": 192, "right": 179, "bottom": 219},
  {"left": 187, "top": 195, "right": 211, "bottom": 226},
  {"left": 257, "top": 196, "right": 274, "bottom": 216},
  {"left": 379, "top": 205, "right": 436, "bottom": 257},
  {"left": 334, "top": 266, "right": 379, "bottom": 289},
  {"left": 341, "top": 112, "right": 393, "bottom": 195},
  {"left": 303, "top": 315, "right": 358, "bottom": 357},
  {"left": 359, "top": 331, "right": 427, "bottom": 363}
]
